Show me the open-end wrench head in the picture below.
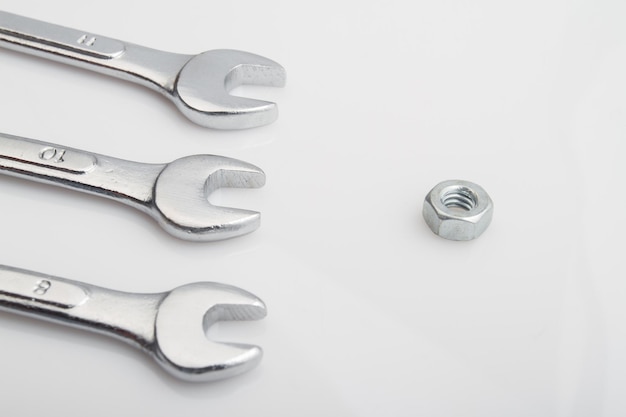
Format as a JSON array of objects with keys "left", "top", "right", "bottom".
[
  {"left": 154, "top": 282, "right": 267, "bottom": 382},
  {"left": 153, "top": 155, "right": 265, "bottom": 241},
  {"left": 174, "top": 49, "right": 286, "bottom": 129}
]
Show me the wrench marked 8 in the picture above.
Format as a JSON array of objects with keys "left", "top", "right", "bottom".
[
  {"left": 34, "top": 279, "right": 51, "bottom": 295},
  {"left": 0, "top": 265, "right": 267, "bottom": 381}
]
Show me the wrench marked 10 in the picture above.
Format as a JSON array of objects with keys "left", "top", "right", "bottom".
[
  {"left": 0, "top": 133, "right": 95, "bottom": 173},
  {"left": 39, "top": 147, "right": 66, "bottom": 163},
  {"left": 0, "top": 131, "right": 265, "bottom": 241}
]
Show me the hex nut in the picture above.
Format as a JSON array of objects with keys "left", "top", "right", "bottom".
[{"left": 422, "top": 180, "right": 493, "bottom": 241}]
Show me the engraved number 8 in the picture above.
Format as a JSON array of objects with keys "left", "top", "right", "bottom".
[{"left": 34, "top": 280, "right": 52, "bottom": 295}]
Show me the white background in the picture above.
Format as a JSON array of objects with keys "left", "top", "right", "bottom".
[{"left": 0, "top": 1, "right": 625, "bottom": 416}]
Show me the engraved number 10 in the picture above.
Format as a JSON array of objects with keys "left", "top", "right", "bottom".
[{"left": 39, "top": 147, "right": 66, "bottom": 163}]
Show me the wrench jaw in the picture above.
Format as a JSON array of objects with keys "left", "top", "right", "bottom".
[
  {"left": 174, "top": 49, "right": 286, "bottom": 129},
  {"left": 153, "top": 283, "right": 267, "bottom": 382},
  {"left": 152, "top": 155, "right": 266, "bottom": 241}
]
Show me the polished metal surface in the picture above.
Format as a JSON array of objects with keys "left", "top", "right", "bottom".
[
  {"left": 0, "top": 131, "right": 266, "bottom": 241},
  {"left": 0, "top": 11, "right": 286, "bottom": 129},
  {"left": 0, "top": 264, "right": 267, "bottom": 382},
  {"left": 422, "top": 179, "right": 494, "bottom": 241}
]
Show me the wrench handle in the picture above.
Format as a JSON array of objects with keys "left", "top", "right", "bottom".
[
  {"left": 0, "top": 264, "right": 161, "bottom": 349},
  {"left": 0, "top": 264, "right": 90, "bottom": 309},
  {"left": 0, "top": 131, "right": 164, "bottom": 211},
  {"left": 0, "top": 11, "right": 190, "bottom": 92},
  {"left": 0, "top": 11, "right": 126, "bottom": 59}
]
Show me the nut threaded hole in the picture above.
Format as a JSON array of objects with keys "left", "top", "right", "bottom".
[{"left": 441, "top": 187, "right": 477, "bottom": 211}]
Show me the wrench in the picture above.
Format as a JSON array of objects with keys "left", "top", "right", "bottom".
[
  {"left": 0, "top": 131, "right": 265, "bottom": 241},
  {"left": 0, "top": 264, "right": 266, "bottom": 381},
  {"left": 0, "top": 11, "right": 286, "bottom": 129}
]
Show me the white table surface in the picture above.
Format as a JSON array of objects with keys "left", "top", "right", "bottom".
[{"left": 0, "top": 1, "right": 624, "bottom": 416}]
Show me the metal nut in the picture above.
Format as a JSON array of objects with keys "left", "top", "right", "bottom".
[{"left": 422, "top": 180, "right": 493, "bottom": 241}]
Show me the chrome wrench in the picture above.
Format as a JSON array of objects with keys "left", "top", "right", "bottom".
[
  {"left": 0, "top": 131, "right": 266, "bottom": 241},
  {"left": 0, "top": 264, "right": 267, "bottom": 382},
  {"left": 0, "top": 11, "right": 286, "bottom": 129}
]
